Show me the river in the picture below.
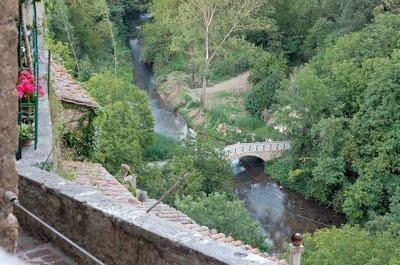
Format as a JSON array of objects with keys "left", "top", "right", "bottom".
[
  {"left": 233, "top": 156, "right": 345, "bottom": 252},
  {"left": 129, "top": 15, "right": 187, "bottom": 139},
  {"left": 129, "top": 14, "right": 345, "bottom": 253}
]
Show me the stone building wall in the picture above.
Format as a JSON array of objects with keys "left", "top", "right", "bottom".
[{"left": 0, "top": 0, "right": 19, "bottom": 253}]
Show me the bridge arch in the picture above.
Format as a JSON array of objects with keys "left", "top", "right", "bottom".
[{"left": 224, "top": 141, "right": 290, "bottom": 162}]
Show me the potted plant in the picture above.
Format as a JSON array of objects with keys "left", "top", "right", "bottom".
[
  {"left": 16, "top": 70, "right": 45, "bottom": 113},
  {"left": 19, "top": 123, "right": 35, "bottom": 146}
]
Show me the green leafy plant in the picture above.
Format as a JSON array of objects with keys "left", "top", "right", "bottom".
[
  {"left": 300, "top": 225, "right": 400, "bottom": 265},
  {"left": 176, "top": 192, "right": 269, "bottom": 252},
  {"left": 19, "top": 123, "right": 34, "bottom": 139}
]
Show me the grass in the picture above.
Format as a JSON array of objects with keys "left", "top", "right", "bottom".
[
  {"left": 143, "top": 133, "right": 181, "bottom": 161},
  {"left": 235, "top": 114, "right": 265, "bottom": 131}
]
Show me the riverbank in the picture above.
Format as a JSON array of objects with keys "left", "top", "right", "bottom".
[
  {"left": 155, "top": 71, "right": 279, "bottom": 144},
  {"left": 151, "top": 65, "right": 346, "bottom": 252}
]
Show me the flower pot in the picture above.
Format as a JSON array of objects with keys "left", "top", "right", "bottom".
[
  {"left": 21, "top": 139, "right": 34, "bottom": 146},
  {"left": 20, "top": 105, "right": 35, "bottom": 114}
]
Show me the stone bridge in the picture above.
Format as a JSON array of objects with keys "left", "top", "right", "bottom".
[{"left": 223, "top": 141, "right": 291, "bottom": 161}]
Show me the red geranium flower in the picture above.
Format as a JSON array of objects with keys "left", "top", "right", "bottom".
[{"left": 16, "top": 70, "right": 45, "bottom": 100}]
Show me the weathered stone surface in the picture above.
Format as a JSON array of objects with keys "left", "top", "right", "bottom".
[
  {"left": 0, "top": 0, "right": 19, "bottom": 253},
  {"left": 17, "top": 164, "right": 279, "bottom": 265}
]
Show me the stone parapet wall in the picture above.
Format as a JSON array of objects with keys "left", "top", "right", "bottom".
[{"left": 17, "top": 164, "right": 278, "bottom": 265}]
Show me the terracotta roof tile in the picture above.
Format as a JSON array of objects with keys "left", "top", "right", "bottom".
[
  {"left": 61, "top": 161, "right": 140, "bottom": 205},
  {"left": 51, "top": 64, "right": 99, "bottom": 108}
]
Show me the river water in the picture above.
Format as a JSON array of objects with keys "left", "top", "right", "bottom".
[
  {"left": 129, "top": 17, "right": 187, "bottom": 139},
  {"left": 130, "top": 14, "right": 345, "bottom": 253},
  {"left": 233, "top": 156, "right": 345, "bottom": 252}
]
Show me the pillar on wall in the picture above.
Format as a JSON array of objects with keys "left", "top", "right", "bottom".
[{"left": 0, "top": 0, "right": 19, "bottom": 253}]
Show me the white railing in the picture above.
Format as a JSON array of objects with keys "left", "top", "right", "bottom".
[{"left": 223, "top": 141, "right": 291, "bottom": 156}]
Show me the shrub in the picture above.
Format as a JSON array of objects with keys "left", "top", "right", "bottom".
[
  {"left": 235, "top": 114, "right": 264, "bottom": 132},
  {"left": 86, "top": 72, "right": 154, "bottom": 148},
  {"left": 143, "top": 133, "right": 181, "bottom": 161},
  {"left": 138, "top": 136, "right": 233, "bottom": 204},
  {"left": 175, "top": 193, "right": 269, "bottom": 251},
  {"left": 93, "top": 101, "right": 144, "bottom": 174},
  {"left": 245, "top": 52, "right": 287, "bottom": 118},
  {"left": 254, "top": 126, "right": 280, "bottom": 142},
  {"left": 208, "top": 105, "right": 230, "bottom": 125},
  {"left": 301, "top": 225, "right": 400, "bottom": 265}
]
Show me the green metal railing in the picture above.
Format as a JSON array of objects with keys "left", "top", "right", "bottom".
[
  {"left": 32, "top": 0, "right": 39, "bottom": 150},
  {"left": 17, "top": 0, "right": 40, "bottom": 159},
  {"left": 47, "top": 50, "right": 51, "bottom": 96}
]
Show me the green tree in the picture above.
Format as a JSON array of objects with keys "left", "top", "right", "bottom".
[
  {"left": 94, "top": 101, "right": 144, "bottom": 174},
  {"left": 271, "top": 0, "right": 341, "bottom": 63},
  {"left": 301, "top": 225, "right": 400, "bottom": 265},
  {"left": 141, "top": 0, "right": 181, "bottom": 68},
  {"left": 270, "top": 13, "right": 400, "bottom": 223},
  {"left": 338, "top": 0, "right": 383, "bottom": 33},
  {"left": 342, "top": 52, "right": 400, "bottom": 223},
  {"left": 245, "top": 51, "right": 287, "bottom": 117},
  {"left": 302, "top": 17, "right": 339, "bottom": 60},
  {"left": 67, "top": 0, "right": 113, "bottom": 63},
  {"left": 175, "top": 193, "right": 268, "bottom": 251},
  {"left": 86, "top": 72, "right": 154, "bottom": 148},
  {"left": 138, "top": 136, "right": 233, "bottom": 204},
  {"left": 172, "top": 0, "right": 269, "bottom": 110}
]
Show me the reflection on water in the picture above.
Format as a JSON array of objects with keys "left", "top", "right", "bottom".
[
  {"left": 129, "top": 24, "right": 187, "bottom": 140},
  {"left": 233, "top": 156, "right": 346, "bottom": 252}
]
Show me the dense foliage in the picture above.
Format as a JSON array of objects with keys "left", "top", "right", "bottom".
[
  {"left": 301, "top": 225, "right": 400, "bottom": 265},
  {"left": 46, "top": 0, "right": 400, "bottom": 261},
  {"left": 46, "top": 0, "right": 154, "bottom": 173},
  {"left": 94, "top": 101, "right": 144, "bottom": 174},
  {"left": 176, "top": 193, "right": 268, "bottom": 251},
  {"left": 137, "top": 137, "right": 268, "bottom": 250},
  {"left": 245, "top": 52, "right": 287, "bottom": 118},
  {"left": 138, "top": 137, "right": 233, "bottom": 203},
  {"left": 269, "top": 14, "right": 400, "bottom": 225},
  {"left": 142, "top": 133, "right": 180, "bottom": 161}
]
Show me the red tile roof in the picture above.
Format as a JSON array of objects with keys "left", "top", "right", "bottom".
[
  {"left": 51, "top": 64, "right": 99, "bottom": 108},
  {"left": 61, "top": 161, "right": 140, "bottom": 205}
]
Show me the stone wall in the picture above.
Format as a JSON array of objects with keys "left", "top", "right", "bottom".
[
  {"left": 17, "top": 164, "right": 277, "bottom": 265},
  {"left": 51, "top": 63, "right": 99, "bottom": 160},
  {"left": 0, "top": 0, "right": 19, "bottom": 253}
]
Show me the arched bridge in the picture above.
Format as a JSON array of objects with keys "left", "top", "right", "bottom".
[{"left": 223, "top": 141, "right": 291, "bottom": 161}]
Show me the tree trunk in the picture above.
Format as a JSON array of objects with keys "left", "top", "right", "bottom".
[
  {"left": 21, "top": 9, "right": 32, "bottom": 71},
  {"left": 200, "top": 63, "right": 209, "bottom": 111},
  {"left": 200, "top": 24, "right": 210, "bottom": 112},
  {"left": 190, "top": 63, "right": 195, "bottom": 86}
]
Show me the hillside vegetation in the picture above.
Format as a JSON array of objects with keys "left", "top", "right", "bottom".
[{"left": 141, "top": 0, "right": 400, "bottom": 263}]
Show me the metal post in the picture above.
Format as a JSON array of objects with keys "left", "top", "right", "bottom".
[
  {"left": 289, "top": 233, "right": 304, "bottom": 265},
  {"left": 17, "top": 3, "right": 23, "bottom": 70},
  {"left": 33, "top": 0, "right": 39, "bottom": 150},
  {"left": 47, "top": 50, "right": 51, "bottom": 97}
]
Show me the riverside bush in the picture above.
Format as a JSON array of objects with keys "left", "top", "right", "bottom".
[
  {"left": 143, "top": 133, "right": 181, "bottom": 161},
  {"left": 93, "top": 101, "right": 144, "bottom": 174},
  {"left": 175, "top": 192, "right": 269, "bottom": 251},
  {"left": 301, "top": 225, "right": 400, "bottom": 265}
]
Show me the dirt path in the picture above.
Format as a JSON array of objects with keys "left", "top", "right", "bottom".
[
  {"left": 191, "top": 71, "right": 250, "bottom": 99},
  {"left": 205, "top": 71, "right": 250, "bottom": 94}
]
